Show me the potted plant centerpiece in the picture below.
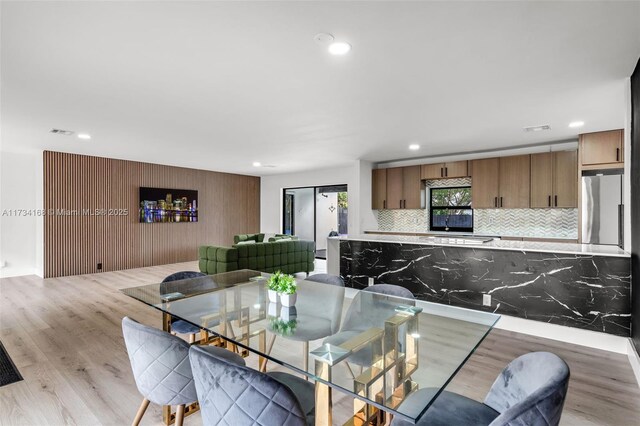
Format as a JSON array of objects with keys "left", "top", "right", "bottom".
[
  {"left": 267, "top": 271, "right": 283, "bottom": 303},
  {"left": 278, "top": 274, "right": 298, "bottom": 307}
]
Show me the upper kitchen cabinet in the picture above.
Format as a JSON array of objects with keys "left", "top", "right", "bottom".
[
  {"left": 531, "top": 151, "right": 577, "bottom": 208},
  {"left": 498, "top": 155, "right": 530, "bottom": 208},
  {"left": 371, "top": 166, "right": 422, "bottom": 210},
  {"left": 420, "top": 161, "right": 468, "bottom": 179},
  {"left": 470, "top": 158, "right": 500, "bottom": 208},
  {"left": 402, "top": 165, "right": 422, "bottom": 209},
  {"left": 553, "top": 150, "right": 578, "bottom": 208},
  {"left": 371, "top": 168, "right": 387, "bottom": 209},
  {"left": 579, "top": 129, "right": 624, "bottom": 167},
  {"left": 471, "top": 155, "right": 530, "bottom": 209}
]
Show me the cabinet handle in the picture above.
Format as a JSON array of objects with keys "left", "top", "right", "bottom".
[
  {"left": 383, "top": 200, "right": 386, "bottom": 209},
  {"left": 555, "top": 195, "right": 558, "bottom": 207},
  {"left": 548, "top": 195, "right": 551, "bottom": 207},
  {"left": 445, "top": 167, "right": 448, "bottom": 177},
  {"left": 440, "top": 168, "right": 443, "bottom": 177},
  {"left": 494, "top": 197, "right": 498, "bottom": 207},
  {"left": 616, "top": 148, "right": 620, "bottom": 162},
  {"left": 500, "top": 197, "right": 504, "bottom": 207}
]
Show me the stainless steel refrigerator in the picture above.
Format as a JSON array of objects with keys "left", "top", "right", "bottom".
[{"left": 581, "top": 170, "right": 624, "bottom": 247}]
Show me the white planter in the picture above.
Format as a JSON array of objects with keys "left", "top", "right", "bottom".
[
  {"left": 280, "top": 306, "right": 297, "bottom": 321},
  {"left": 280, "top": 292, "right": 297, "bottom": 307},
  {"left": 267, "top": 302, "right": 278, "bottom": 317},
  {"left": 268, "top": 289, "right": 279, "bottom": 303}
]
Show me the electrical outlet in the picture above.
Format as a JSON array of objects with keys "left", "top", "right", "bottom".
[
  {"left": 368, "top": 277, "right": 375, "bottom": 286},
  {"left": 482, "top": 294, "right": 491, "bottom": 306},
  {"left": 97, "top": 262, "right": 102, "bottom": 271}
]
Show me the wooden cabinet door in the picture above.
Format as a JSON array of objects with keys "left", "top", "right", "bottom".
[
  {"left": 499, "top": 155, "right": 530, "bottom": 208},
  {"left": 443, "top": 161, "right": 469, "bottom": 178},
  {"left": 421, "top": 163, "right": 444, "bottom": 180},
  {"left": 553, "top": 150, "right": 578, "bottom": 208},
  {"left": 580, "top": 130, "right": 623, "bottom": 165},
  {"left": 402, "top": 166, "right": 422, "bottom": 209},
  {"left": 471, "top": 158, "right": 500, "bottom": 208},
  {"left": 530, "top": 153, "right": 553, "bottom": 208},
  {"left": 386, "top": 167, "right": 404, "bottom": 210},
  {"left": 371, "top": 169, "right": 387, "bottom": 209}
]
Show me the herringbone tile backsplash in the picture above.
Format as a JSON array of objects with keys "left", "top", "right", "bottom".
[{"left": 375, "top": 177, "right": 578, "bottom": 238}]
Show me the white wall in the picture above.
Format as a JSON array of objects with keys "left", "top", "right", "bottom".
[
  {"left": 260, "top": 161, "right": 378, "bottom": 239},
  {"left": 0, "top": 150, "right": 44, "bottom": 277},
  {"left": 288, "top": 188, "right": 314, "bottom": 242},
  {"left": 315, "top": 192, "right": 338, "bottom": 250},
  {"left": 260, "top": 164, "right": 356, "bottom": 235}
]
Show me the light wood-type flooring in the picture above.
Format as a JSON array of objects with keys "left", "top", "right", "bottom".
[{"left": 1, "top": 262, "right": 639, "bottom": 425}]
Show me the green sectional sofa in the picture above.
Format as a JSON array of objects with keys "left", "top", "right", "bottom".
[{"left": 199, "top": 235, "right": 315, "bottom": 275}]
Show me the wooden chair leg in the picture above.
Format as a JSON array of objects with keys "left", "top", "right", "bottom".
[
  {"left": 175, "top": 404, "right": 186, "bottom": 426},
  {"left": 132, "top": 398, "right": 150, "bottom": 426},
  {"left": 188, "top": 334, "right": 196, "bottom": 344}
]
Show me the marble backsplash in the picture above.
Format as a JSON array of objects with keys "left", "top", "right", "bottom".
[{"left": 375, "top": 177, "right": 579, "bottom": 239}]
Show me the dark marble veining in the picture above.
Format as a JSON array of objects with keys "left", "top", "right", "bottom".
[{"left": 340, "top": 241, "right": 631, "bottom": 336}]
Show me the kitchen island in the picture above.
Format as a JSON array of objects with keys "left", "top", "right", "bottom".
[{"left": 330, "top": 234, "right": 630, "bottom": 336}]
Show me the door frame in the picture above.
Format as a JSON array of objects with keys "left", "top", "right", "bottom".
[{"left": 281, "top": 184, "right": 348, "bottom": 246}]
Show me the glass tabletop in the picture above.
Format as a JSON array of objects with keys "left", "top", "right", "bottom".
[{"left": 121, "top": 269, "right": 500, "bottom": 424}]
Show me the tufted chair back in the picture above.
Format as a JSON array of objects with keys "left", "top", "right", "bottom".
[
  {"left": 485, "top": 351, "right": 570, "bottom": 426},
  {"left": 189, "top": 345, "right": 308, "bottom": 426},
  {"left": 122, "top": 317, "right": 197, "bottom": 406}
]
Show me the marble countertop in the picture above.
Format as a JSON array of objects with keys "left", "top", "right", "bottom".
[{"left": 333, "top": 234, "right": 630, "bottom": 257}]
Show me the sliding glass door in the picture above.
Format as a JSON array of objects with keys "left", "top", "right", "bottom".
[{"left": 283, "top": 184, "right": 348, "bottom": 259}]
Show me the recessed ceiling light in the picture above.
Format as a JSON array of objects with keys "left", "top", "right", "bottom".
[
  {"left": 328, "top": 42, "right": 351, "bottom": 55},
  {"left": 409, "top": 144, "right": 420, "bottom": 150},
  {"left": 252, "top": 162, "right": 262, "bottom": 167},
  {"left": 77, "top": 133, "right": 91, "bottom": 140},
  {"left": 568, "top": 121, "right": 584, "bottom": 128}
]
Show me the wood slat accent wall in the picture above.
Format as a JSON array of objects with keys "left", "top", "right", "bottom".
[{"left": 43, "top": 151, "right": 260, "bottom": 278}]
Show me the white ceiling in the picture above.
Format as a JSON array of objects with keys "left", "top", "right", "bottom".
[{"left": 2, "top": 1, "right": 639, "bottom": 176}]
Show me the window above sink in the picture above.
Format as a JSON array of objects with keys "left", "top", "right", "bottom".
[{"left": 430, "top": 187, "right": 473, "bottom": 232}]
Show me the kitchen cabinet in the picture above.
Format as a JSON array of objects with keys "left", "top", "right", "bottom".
[
  {"left": 553, "top": 150, "right": 578, "bottom": 207},
  {"left": 499, "top": 155, "right": 530, "bottom": 208},
  {"left": 531, "top": 151, "right": 577, "bottom": 208},
  {"left": 402, "top": 165, "right": 422, "bottom": 209},
  {"left": 371, "top": 166, "right": 422, "bottom": 210},
  {"left": 580, "top": 129, "right": 623, "bottom": 167},
  {"left": 421, "top": 161, "right": 468, "bottom": 179},
  {"left": 371, "top": 169, "right": 387, "bottom": 209},
  {"left": 386, "top": 167, "right": 404, "bottom": 209},
  {"left": 470, "top": 158, "right": 500, "bottom": 208},
  {"left": 471, "top": 155, "right": 530, "bottom": 208}
]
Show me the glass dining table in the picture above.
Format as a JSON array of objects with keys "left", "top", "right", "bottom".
[{"left": 121, "top": 269, "right": 500, "bottom": 426}]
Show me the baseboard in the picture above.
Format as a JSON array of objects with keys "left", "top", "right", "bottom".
[
  {"left": 628, "top": 340, "right": 640, "bottom": 388},
  {"left": 495, "top": 314, "right": 629, "bottom": 354}
]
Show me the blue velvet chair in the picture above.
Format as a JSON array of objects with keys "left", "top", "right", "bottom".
[
  {"left": 189, "top": 344, "right": 315, "bottom": 425},
  {"left": 122, "top": 317, "right": 245, "bottom": 426},
  {"left": 305, "top": 273, "right": 345, "bottom": 287},
  {"left": 322, "top": 284, "right": 415, "bottom": 373},
  {"left": 391, "top": 351, "right": 570, "bottom": 426},
  {"left": 160, "top": 271, "right": 209, "bottom": 343}
]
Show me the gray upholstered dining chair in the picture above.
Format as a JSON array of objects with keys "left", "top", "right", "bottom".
[
  {"left": 122, "top": 316, "right": 244, "bottom": 426},
  {"left": 391, "top": 351, "right": 570, "bottom": 426},
  {"left": 322, "top": 284, "right": 414, "bottom": 373},
  {"left": 266, "top": 275, "right": 345, "bottom": 373},
  {"left": 305, "top": 273, "right": 345, "bottom": 287},
  {"left": 189, "top": 344, "right": 316, "bottom": 426},
  {"left": 161, "top": 271, "right": 209, "bottom": 343}
]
